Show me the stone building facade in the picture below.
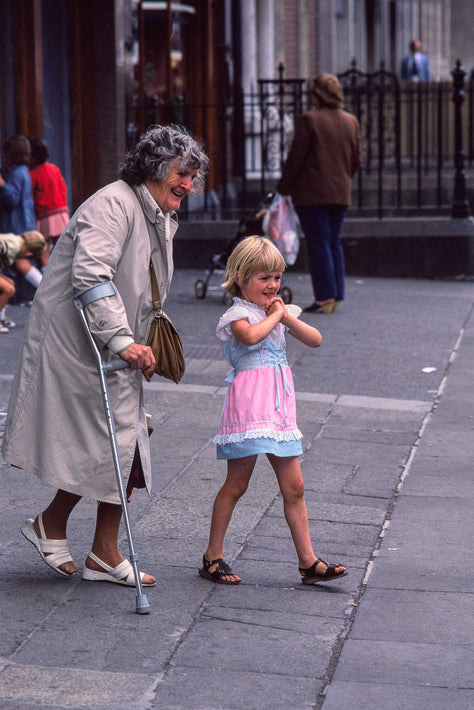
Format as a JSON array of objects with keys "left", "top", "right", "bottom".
[{"left": 241, "top": 0, "right": 473, "bottom": 87}]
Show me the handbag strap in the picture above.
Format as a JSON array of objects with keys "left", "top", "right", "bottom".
[
  {"left": 150, "top": 261, "right": 162, "bottom": 312},
  {"left": 131, "top": 185, "right": 162, "bottom": 312}
]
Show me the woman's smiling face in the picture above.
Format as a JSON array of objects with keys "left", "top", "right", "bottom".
[{"left": 146, "top": 160, "right": 198, "bottom": 213}]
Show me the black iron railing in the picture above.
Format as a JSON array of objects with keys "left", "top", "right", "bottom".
[{"left": 126, "top": 61, "right": 473, "bottom": 220}]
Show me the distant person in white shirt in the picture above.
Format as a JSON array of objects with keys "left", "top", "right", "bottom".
[{"left": 400, "top": 40, "right": 432, "bottom": 82}]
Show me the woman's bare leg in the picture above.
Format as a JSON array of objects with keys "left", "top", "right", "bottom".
[
  {"left": 85, "top": 502, "right": 155, "bottom": 585},
  {"left": 33, "top": 489, "right": 81, "bottom": 575}
]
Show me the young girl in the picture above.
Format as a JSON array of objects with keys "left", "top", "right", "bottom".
[
  {"left": 29, "top": 137, "right": 70, "bottom": 269},
  {"left": 199, "top": 236, "right": 347, "bottom": 586}
]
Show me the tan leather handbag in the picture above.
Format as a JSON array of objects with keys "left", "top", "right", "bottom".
[{"left": 145, "top": 261, "right": 185, "bottom": 383}]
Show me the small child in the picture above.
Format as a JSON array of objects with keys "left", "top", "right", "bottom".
[
  {"left": 29, "top": 137, "right": 69, "bottom": 269},
  {"left": 0, "top": 134, "right": 43, "bottom": 308},
  {"left": 199, "top": 236, "right": 347, "bottom": 586}
]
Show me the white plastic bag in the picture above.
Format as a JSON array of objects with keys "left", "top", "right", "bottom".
[{"left": 262, "top": 193, "right": 301, "bottom": 265}]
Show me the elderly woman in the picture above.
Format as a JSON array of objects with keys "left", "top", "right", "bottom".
[
  {"left": 2, "top": 124, "right": 208, "bottom": 586},
  {"left": 277, "top": 74, "right": 361, "bottom": 313}
]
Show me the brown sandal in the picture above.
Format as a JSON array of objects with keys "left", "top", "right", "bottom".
[
  {"left": 199, "top": 555, "right": 241, "bottom": 585},
  {"left": 299, "top": 557, "right": 347, "bottom": 585}
]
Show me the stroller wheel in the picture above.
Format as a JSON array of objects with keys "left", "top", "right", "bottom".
[
  {"left": 280, "top": 286, "right": 292, "bottom": 304},
  {"left": 194, "top": 279, "right": 206, "bottom": 299}
]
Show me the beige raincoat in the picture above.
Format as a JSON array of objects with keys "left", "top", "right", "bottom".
[{"left": 2, "top": 180, "right": 178, "bottom": 504}]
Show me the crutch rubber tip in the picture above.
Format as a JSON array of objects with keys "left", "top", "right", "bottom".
[{"left": 136, "top": 594, "right": 151, "bottom": 614}]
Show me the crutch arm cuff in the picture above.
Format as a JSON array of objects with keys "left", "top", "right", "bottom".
[{"left": 73, "top": 281, "right": 117, "bottom": 310}]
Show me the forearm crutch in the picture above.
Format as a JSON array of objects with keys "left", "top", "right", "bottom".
[{"left": 73, "top": 282, "right": 150, "bottom": 615}]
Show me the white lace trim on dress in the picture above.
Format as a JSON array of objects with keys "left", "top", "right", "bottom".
[{"left": 213, "top": 428, "right": 302, "bottom": 445}]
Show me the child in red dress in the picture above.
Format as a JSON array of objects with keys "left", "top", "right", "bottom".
[{"left": 29, "top": 137, "right": 69, "bottom": 269}]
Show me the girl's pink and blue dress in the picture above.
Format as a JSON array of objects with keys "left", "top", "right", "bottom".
[{"left": 213, "top": 297, "right": 303, "bottom": 459}]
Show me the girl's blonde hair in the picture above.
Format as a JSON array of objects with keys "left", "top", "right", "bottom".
[{"left": 222, "top": 236, "right": 286, "bottom": 297}]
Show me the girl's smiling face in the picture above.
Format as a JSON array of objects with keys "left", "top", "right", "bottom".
[{"left": 238, "top": 270, "right": 283, "bottom": 307}]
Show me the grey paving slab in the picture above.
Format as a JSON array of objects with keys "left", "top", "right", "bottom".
[
  {"left": 138, "top": 499, "right": 266, "bottom": 543},
  {"left": 204, "top": 582, "right": 352, "bottom": 618},
  {"left": 378, "top": 518, "right": 473, "bottom": 563},
  {"left": 345, "top": 469, "right": 406, "bottom": 498},
  {"left": 348, "top": 588, "right": 474, "bottom": 644},
  {"left": 297, "top": 458, "right": 357, "bottom": 493},
  {"left": 327, "top": 406, "right": 427, "bottom": 434},
  {"left": 13, "top": 594, "right": 195, "bottom": 674},
  {"left": 366, "top": 552, "right": 474, "bottom": 593},
  {"left": 394, "top": 494, "right": 474, "bottom": 522},
  {"left": 302, "top": 490, "right": 389, "bottom": 510},
  {"left": 171, "top": 617, "right": 335, "bottom": 679},
  {"left": 201, "top": 603, "right": 345, "bottom": 638},
  {"left": 305, "top": 437, "right": 411, "bottom": 497},
  {"left": 427, "top": 413, "right": 474, "bottom": 434},
  {"left": 153, "top": 667, "right": 322, "bottom": 710},
  {"left": 322, "top": 681, "right": 474, "bottom": 710},
  {"left": 0, "top": 577, "right": 76, "bottom": 657},
  {"left": 321, "top": 424, "right": 416, "bottom": 446},
  {"left": 0, "top": 663, "right": 156, "bottom": 709},
  {"left": 256, "top": 517, "right": 381, "bottom": 555},
  {"left": 293, "top": 398, "right": 334, "bottom": 424},
  {"left": 306, "top": 437, "right": 410, "bottom": 470},
  {"left": 400, "top": 459, "right": 474, "bottom": 497},
  {"left": 332, "top": 639, "right": 474, "bottom": 688},
  {"left": 406, "top": 451, "right": 473, "bottom": 476},
  {"left": 416, "top": 428, "right": 474, "bottom": 457}
]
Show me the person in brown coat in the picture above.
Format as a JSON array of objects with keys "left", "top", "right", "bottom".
[{"left": 277, "top": 73, "right": 361, "bottom": 313}]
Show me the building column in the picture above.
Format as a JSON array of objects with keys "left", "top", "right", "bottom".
[
  {"left": 241, "top": 0, "right": 258, "bottom": 93},
  {"left": 11, "top": 0, "right": 44, "bottom": 136},
  {"left": 241, "top": 0, "right": 261, "bottom": 175},
  {"left": 353, "top": 0, "right": 367, "bottom": 71},
  {"left": 373, "top": 0, "right": 390, "bottom": 69},
  {"left": 257, "top": 0, "right": 275, "bottom": 79},
  {"left": 316, "top": 0, "right": 337, "bottom": 74}
]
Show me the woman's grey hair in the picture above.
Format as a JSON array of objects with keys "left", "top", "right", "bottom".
[{"left": 118, "top": 124, "right": 208, "bottom": 191}]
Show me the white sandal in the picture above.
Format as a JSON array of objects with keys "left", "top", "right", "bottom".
[
  {"left": 21, "top": 513, "right": 76, "bottom": 577},
  {"left": 82, "top": 551, "right": 156, "bottom": 587}
]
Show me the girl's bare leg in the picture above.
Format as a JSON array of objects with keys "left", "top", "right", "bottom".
[
  {"left": 85, "top": 502, "right": 155, "bottom": 585},
  {"left": 267, "top": 454, "right": 345, "bottom": 576},
  {"left": 33, "top": 489, "right": 81, "bottom": 575},
  {"left": 204, "top": 454, "right": 257, "bottom": 582},
  {"left": 0, "top": 274, "right": 15, "bottom": 310}
]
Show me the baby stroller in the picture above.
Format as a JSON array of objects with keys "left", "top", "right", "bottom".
[{"left": 194, "top": 194, "right": 294, "bottom": 305}]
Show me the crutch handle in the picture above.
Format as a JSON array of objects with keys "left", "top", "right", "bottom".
[{"left": 103, "top": 359, "right": 130, "bottom": 373}]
